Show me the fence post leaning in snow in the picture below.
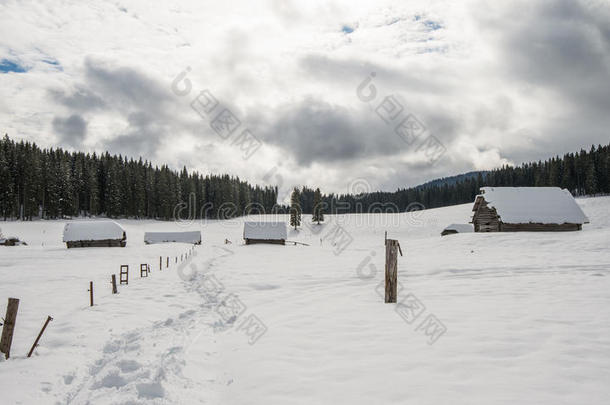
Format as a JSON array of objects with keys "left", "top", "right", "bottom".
[
  {"left": 88, "top": 282, "right": 94, "bottom": 306},
  {"left": 27, "top": 315, "right": 53, "bottom": 358},
  {"left": 111, "top": 275, "right": 118, "bottom": 294},
  {"left": 120, "top": 265, "right": 129, "bottom": 285},
  {"left": 385, "top": 239, "right": 402, "bottom": 303},
  {"left": 167, "top": 257, "right": 169, "bottom": 268},
  {"left": 0, "top": 297, "right": 19, "bottom": 359}
]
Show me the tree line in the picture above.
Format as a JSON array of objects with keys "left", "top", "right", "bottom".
[
  {"left": 0, "top": 135, "right": 278, "bottom": 220},
  {"left": 1, "top": 134, "right": 608, "bottom": 221}
]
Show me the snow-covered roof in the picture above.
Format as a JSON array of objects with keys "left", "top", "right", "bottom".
[
  {"left": 63, "top": 221, "right": 126, "bottom": 242},
  {"left": 443, "top": 224, "right": 473, "bottom": 233},
  {"left": 144, "top": 231, "right": 201, "bottom": 244},
  {"left": 243, "top": 222, "right": 287, "bottom": 240},
  {"left": 474, "top": 187, "right": 589, "bottom": 224}
]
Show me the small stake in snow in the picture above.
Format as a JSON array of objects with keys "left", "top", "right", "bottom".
[
  {"left": 111, "top": 275, "right": 118, "bottom": 294},
  {"left": 120, "top": 265, "right": 129, "bottom": 285},
  {"left": 0, "top": 297, "right": 19, "bottom": 359},
  {"left": 27, "top": 316, "right": 53, "bottom": 358},
  {"left": 88, "top": 281, "right": 94, "bottom": 307},
  {"left": 159, "top": 256, "right": 162, "bottom": 271},
  {"left": 166, "top": 257, "right": 169, "bottom": 268},
  {"left": 385, "top": 239, "right": 402, "bottom": 303}
]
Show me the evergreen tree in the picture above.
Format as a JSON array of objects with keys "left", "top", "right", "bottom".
[
  {"left": 289, "top": 187, "right": 301, "bottom": 230},
  {"left": 585, "top": 161, "right": 598, "bottom": 195},
  {"left": 312, "top": 187, "right": 324, "bottom": 224}
]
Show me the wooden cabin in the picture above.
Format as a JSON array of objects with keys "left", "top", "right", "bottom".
[
  {"left": 441, "top": 224, "right": 473, "bottom": 236},
  {"left": 243, "top": 222, "right": 287, "bottom": 245},
  {"left": 144, "top": 231, "right": 201, "bottom": 245},
  {"left": 63, "top": 221, "right": 127, "bottom": 248},
  {"left": 471, "top": 187, "right": 589, "bottom": 232}
]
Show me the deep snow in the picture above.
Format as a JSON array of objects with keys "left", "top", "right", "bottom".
[{"left": 1, "top": 196, "right": 609, "bottom": 404}]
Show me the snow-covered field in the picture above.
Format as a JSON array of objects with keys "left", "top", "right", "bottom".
[{"left": 1, "top": 196, "right": 609, "bottom": 404}]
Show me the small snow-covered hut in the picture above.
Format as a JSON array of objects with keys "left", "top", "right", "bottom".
[
  {"left": 243, "top": 222, "right": 287, "bottom": 245},
  {"left": 63, "top": 221, "right": 127, "bottom": 248},
  {"left": 471, "top": 187, "right": 589, "bottom": 232},
  {"left": 144, "top": 231, "right": 201, "bottom": 245},
  {"left": 441, "top": 224, "right": 473, "bottom": 236}
]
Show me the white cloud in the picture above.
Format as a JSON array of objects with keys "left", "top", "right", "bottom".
[{"left": 0, "top": 0, "right": 608, "bottom": 194}]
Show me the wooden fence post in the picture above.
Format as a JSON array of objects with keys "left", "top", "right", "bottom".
[
  {"left": 166, "top": 257, "right": 169, "bottom": 268},
  {"left": 385, "top": 239, "right": 402, "bottom": 303},
  {"left": 111, "top": 275, "right": 118, "bottom": 294},
  {"left": 27, "top": 316, "right": 53, "bottom": 358},
  {"left": 120, "top": 265, "right": 129, "bottom": 285},
  {"left": 88, "top": 282, "right": 94, "bottom": 306},
  {"left": 159, "top": 256, "right": 162, "bottom": 271},
  {"left": 0, "top": 298, "right": 19, "bottom": 359}
]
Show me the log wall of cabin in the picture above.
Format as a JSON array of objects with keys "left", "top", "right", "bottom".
[
  {"left": 245, "top": 239, "right": 285, "bottom": 245},
  {"left": 500, "top": 223, "right": 581, "bottom": 232},
  {"left": 472, "top": 199, "right": 500, "bottom": 232},
  {"left": 66, "top": 239, "right": 126, "bottom": 248}
]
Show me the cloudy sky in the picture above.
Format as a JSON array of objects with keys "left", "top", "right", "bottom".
[{"left": 1, "top": 0, "right": 609, "bottom": 200}]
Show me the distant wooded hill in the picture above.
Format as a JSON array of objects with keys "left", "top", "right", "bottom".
[{"left": 298, "top": 143, "right": 610, "bottom": 213}]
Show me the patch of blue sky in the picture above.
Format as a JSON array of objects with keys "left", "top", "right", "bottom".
[
  {"left": 413, "top": 14, "right": 443, "bottom": 31},
  {"left": 341, "top": 25, "right": 354, "bottom": 34},
  {"left": 0, "top": 59, "right": 28, "bottom": 73},
  {"left": 42, "top": 59, "right": 63, "bottom": 70},
  {"left": 423, "top": 20, "right": 443, "bottom": 31}
]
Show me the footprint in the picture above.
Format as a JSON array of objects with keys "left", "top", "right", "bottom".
[
  {"left": 117, "top": 359, "right": 141, "bottom": 373},
  {"left": 136, "top": 382, "right": 165, "bottom": 399},
  {"left": 103, "top": 341, "right": 121, "bottom": 354},
  {"left": 94, "top": 370, "right": 128, "bottom": 389}
]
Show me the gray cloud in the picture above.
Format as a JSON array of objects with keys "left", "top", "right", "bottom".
[
  {"left": 251, "top": 98, "right": 404, "bottom": 165},
  {"left": 484, "top": 0, "right": 610, "bottom": 159},
  {"left": 52, "top": 114, "right": 87, "bottom": 146},
  {"left": 49, "top": 86, "right": 106, "bottom": 112},
  {"left": 49, "top": 58, "right": 185, "bottom": 157},
  {"left": 83, "top": 58, "right": 172, "bottom": 116}
]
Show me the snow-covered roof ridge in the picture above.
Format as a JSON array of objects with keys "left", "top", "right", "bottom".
[
  {"left": 243, "top": 222, "right": 287, "bottom": 240},
  {"left": 63, "top": 220, "right": 126, "bottom": 242},
  {"left": 144, "top": 231, "right": 201, "bottom": 244},
  {"left": 477, "top": 187, "right": 589, "bottom": 225}
]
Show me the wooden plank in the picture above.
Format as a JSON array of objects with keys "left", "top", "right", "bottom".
[
  {"left": 0, "top": 298, "right": 19, "bottom": 359},
  {"left": 385, "top": 240, "right": 399, "bottom": 303},
  {"left": 27, "top": 316, "right": 53, "bottom": 358}
]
